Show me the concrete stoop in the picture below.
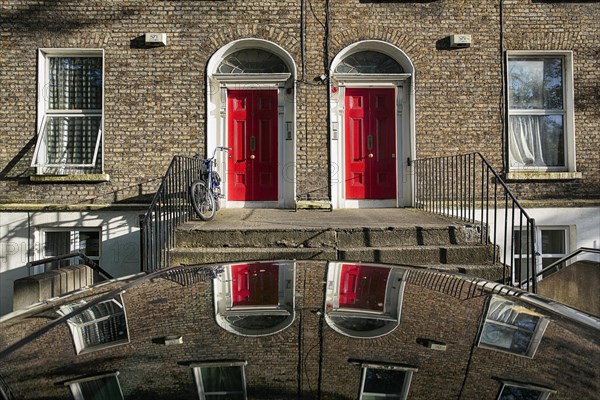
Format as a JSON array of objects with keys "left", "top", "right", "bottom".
[{"left": 171, "top": 224, "right": 503, "bottom": 280}]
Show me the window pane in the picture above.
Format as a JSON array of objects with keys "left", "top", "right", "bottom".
[
  {"left": 218, "top": 49, "right": 288, "bottom": 74},
  {"left": 509, "top": 115, "right": 564, "bottom": 167},
  {"left": 80, "top": 313, "right": 127, "bottom": 347},
  {"left": 202, "top": 366, "right": 244, "bottom": 393},
  {"left": 541, "top": 230, "right": 565, "bottom": 254},
  {"left": 48, "top": 57, "right": 102, "bottom": 110},
  {"left": 45, "top": 116, "right": 101, "bottom": 165},
  {"left": 363, "top": 368, "right": 406, "bottom": 395},
  {"left": 499, "top": 385, "right": 544, "bottom": 400},
  {"left": 335, "top": 51, "right": 404, "bottom": 74},
  {"left": 44, "top": 231, "right": 71, "bottom": 268},
  {"left": 76, "top": 376, "right": 123, "bottom": 400},
  {"left": 509, "top": 58, "right": 563, "bottom": 110},
  {"left": 79, "top": 231, "right": 100, "bottom": 257}
]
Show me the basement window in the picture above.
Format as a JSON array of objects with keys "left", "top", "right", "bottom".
[
  {"left": 325, "top": 262, "right": 407, "bottom": 338},
  {"left": 191, "top": 361, "right": 247, "bottom": 400},
  {"left": 59, "top": 295, "right": 129, "bottom": 354},
  {"left": 40, "top": 228, "right": 100, "bottom": 271},
  {"left": 478, "top": 296, "right": 549, "bottom": 358},
  {"left": 65, "top": 372, "right": 124, "bottom": 400},
  {"left": 214, "top": 262, "right": 295, "bottom": 336}
]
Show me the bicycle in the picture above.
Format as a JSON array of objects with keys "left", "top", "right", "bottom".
[{"left": 189, "top": 146, "right": 230, "bottom": 221}]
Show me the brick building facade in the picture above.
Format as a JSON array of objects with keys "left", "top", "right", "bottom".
[
  {"left": 0, "top": 262, "right": 598, "bottom": 399},
  {"left": 1, "top": 2, "right": 599, "bottom": 313}
]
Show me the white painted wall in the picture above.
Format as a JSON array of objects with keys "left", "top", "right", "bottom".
[
  {"left": 489, "top": 207, "right": 600, "bottom": 262},
  {"left": 0, "top": 211, "right": 141, "bottom": 316}
]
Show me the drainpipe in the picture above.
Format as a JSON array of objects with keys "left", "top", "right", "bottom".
[{"left": 500, "top": 0, "right": 508, "bottom": 173}]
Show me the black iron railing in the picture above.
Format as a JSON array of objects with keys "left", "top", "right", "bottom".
[
  {"left": 537, "top": 247, "right": 600, "bottom": 281},
  {"left": 414, "top": 152, "right": 538, "bottom": 292},
  {"left": 139, "top": 156, "right": 204, "bottom": 272}
]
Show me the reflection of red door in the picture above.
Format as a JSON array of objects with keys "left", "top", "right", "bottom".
[
  {"left": 231, "top": 263, "right": 279, "bottom": 306},
  {"left": 228, "top": 90, "right": 278, "bottom": 201},
  {"left": 339, "top": 264, "right": 390, "bottom": 311},
  {"left": 345, "top": 88, "right": 396, "bottom": 199}
]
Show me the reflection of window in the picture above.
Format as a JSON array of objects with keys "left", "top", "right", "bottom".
[
  {"left": 42, "top": 229, "right": 100, "bottom": 269},
  {"left": 507, "top": 52, "right": 574, "bottom": 172},
  {"left": 33, "top": 49, "right": 103, "bottom": 175},
  {"left": 359, "top": 365, "right": 415, "bottom": 400},
  {"left": 513, "top": 226, "right": 569, "bottom": 282},
  {"left": 325, "top": 263, "right": 406, "bottom": 338},
  {"left": 335, "top": 51, "right": 404, "bottom": 74},
  {"left": 478, "top": 296, "right": 548, "bottom": 358},
  {"left": 497, "top": 381, "right": 556, "bottom": 400},
  {"left": 192, "top": 362, "right": 247, "bottom": 400},
  {"left": 59, "top": 295, "right": 129, "bottom": 354},
  {"left": 66, "top": 372, "right": 124, "bottom": 400},
  {"left": 214, "top": 262, "right": 295, "bottom": 336}
]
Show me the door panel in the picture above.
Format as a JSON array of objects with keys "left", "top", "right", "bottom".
[
  {"left": 231, "top": 263, "right": 279, "bottom": 307},
  {"left": 345, "top": 88, "right": 396, "bottom": 199},
  {"left": 338, "top": 264, "right": 390, "bottom": 311},
  {"left": 228, "top": 90, "right": 278, "bottom": 201}
]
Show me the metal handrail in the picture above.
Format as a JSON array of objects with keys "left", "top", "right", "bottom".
[
  {"left": 537, "top": 247, "right": 600, "bottom": 279},
  {"left": 26, "top": 252, "right": 113, "bottom": 280},
  {"left": 139, "top": 156, "right": 205, "bottom": 272},
  {"left": 413, "top": 152, "right": 538, "bottom": 292}
]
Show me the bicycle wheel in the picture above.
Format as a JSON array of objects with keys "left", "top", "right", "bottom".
[{"left": 190, "top": 180, "right": 216, "bottom": 221}]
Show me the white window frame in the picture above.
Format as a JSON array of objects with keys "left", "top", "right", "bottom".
[
  {"left": 191, "top": 361, "right": 248, "bottom": 400},
  {"left": 59, "top": 295, "right": 129, "bottom": 355},
  {"left": 506, "top": 50, "right": 576, "bottom": 174},
  {"left": 65, "top": 372, "right": 124, "bottom": 400},
  {"left": 359, "top": 364, "right": 416, "bottom": 400},
  {"left": 513, "top": 226, "right": 571, "bottom": 283},
  {"left": 33, "top": 48, "right": 104, "bottom": 174},
  {"left": 39, "top": 228, "right": 101, "bottom": 274},
  {"left": 497, "top": 380, "right": 556, "bottom": 400},
  {"left": 478, "top": 295, "right": 549, "bottom": 358}
]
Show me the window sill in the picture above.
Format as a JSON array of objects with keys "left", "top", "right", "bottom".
[
  {"left": 30, "top": 174, "right": 110, "bottom": 183},
  {"left": 505, "top": 171, "right": 582, "bottom": 181}
]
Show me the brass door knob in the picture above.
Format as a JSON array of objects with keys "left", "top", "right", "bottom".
[
  {"left": 250, "top": 154, "right": 255, "bottom": 160},
  {"left": 368, "top": 153, "right": 374, "bottom": 158}
]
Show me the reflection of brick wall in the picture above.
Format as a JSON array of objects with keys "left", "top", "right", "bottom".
[
  {"left": 1, "top": 1, "right": 598, "bottom": 204},
  {"left": 1, "top": 262, "right": 598, "bottom": 398}
]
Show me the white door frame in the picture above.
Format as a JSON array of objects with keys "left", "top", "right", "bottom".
[
  {"left": 206, "top": 39, "right": 297, "bottom": 209},
  {"left": 329, "top": 41, "right": 416, "bottom": 209}
]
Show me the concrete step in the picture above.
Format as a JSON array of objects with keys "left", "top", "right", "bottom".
[
  {"left": 176, "top": 225, "right": 484, "bottom": 249},
  {"left": 339, "top": 245, "right": 498, "bottom": 265},
  {"left": 171, "top": 247, "right": 338, "bottom": 265},
  {"left": 170, "top": 244, "right": 497, "bottom": 267}
]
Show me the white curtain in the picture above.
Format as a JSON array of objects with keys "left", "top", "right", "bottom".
[
  {"left": 509, "top": 115, "right": 545, "bottom": 167},
  {"left": 45, "top": 57, "right": 102, "bottom": 167}
]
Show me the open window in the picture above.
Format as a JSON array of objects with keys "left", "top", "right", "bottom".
[
  {"left": 325, "top": 262, "right": 407, "bottom": 338},
  {"left": 65, "top": 372, "right": 124, "bottom": 400},
  {"left": 40, "top": 228, "right": 100, "bottom": 271},
  {"left": 478, "top": 295, "right": 549, "bottom": 358},
  {"left": 213, "top": 262, "right": 295, "bottom": 336},
  {"left": 33, "top": 49, "right": 104, "bottom": 176},
  {"left": 59, "top": 295, "right": 129, "bottom": 354},
  {"left": 191, "top": 361, "right": 247, "bottom": 400}
]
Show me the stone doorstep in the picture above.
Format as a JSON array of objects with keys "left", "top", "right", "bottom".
[
  {"left": 175, "top": 225, "right": 483, "bottom": 249},
  {"left": 169, "top": 244, "right": 497, "bottom": 267}
]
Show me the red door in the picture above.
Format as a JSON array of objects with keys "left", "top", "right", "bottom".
[
  {"left": 345, "top": 88, "right": 396, "bottom": 199},
  {"left": 228, "top": 90, "right": 278, "bottom": 201},
  {"left": 231, "top": 263, "right": 280, "bottom": 306},
  {"left": 338, "top": 264, "right": 390, "bottom": 311}
]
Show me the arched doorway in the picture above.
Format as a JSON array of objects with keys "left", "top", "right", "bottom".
[
  {"left": 207, "top": 39, "right": 297, "bottom": 208},
  {"left": 329, "top": 41, "right": 415, "bottom": 208}
]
